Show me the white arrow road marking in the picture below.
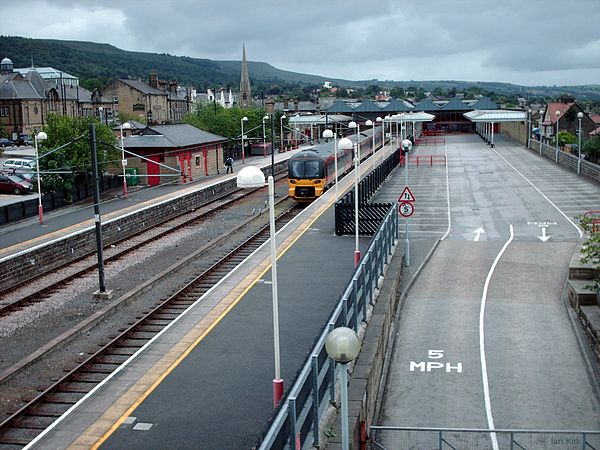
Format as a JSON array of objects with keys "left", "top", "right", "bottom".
[
  {"left": 473, "top": 227, "right": 485, "bottom": 242},
  {"left": 537, "top": 226, "right": 551, "bottom": 242}
]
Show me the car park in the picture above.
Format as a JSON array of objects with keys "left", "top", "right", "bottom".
[
  {"left": 2, "top": 158, "right": 36, "bottom": 170},
  {"left": 0, "top": 138, "right": 16, "bottom": 148},
  {"left": 0, "top": 173, "right": 33, "bottom": 194}
]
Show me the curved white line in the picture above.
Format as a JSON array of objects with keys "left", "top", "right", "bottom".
[
  {"left": 480, "top": 224, "right": 513, "bottom": 450},
  {"left": 491, "top": 147, "right": 582, "bottom": 238},
  {"left": 440, "top": 142, "right": 451, "bottom": 241}
]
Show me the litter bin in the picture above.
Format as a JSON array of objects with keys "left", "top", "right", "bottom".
[{"left": 125, "top": 167, "right": 139, "bottom": 186}]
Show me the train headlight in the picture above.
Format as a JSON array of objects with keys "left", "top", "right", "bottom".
[
  {"left": 289, "top": 179, "right": 296, "bottom": 184},
  {"left": 314, "top": 180, "right": 321, "bottom": 184}
]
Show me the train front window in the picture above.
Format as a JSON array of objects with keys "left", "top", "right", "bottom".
[{"left": 289, "top": 160, "right": 323, "bottom": 179}]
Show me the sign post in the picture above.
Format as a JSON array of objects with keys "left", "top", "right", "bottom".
[{"left": 400, "top": 139, "right": 414, "bottom": 267}]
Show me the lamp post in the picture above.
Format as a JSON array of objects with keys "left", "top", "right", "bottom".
[
  {"left": 262, "top": 115, "right": 269, "bottom": 158},
  {"left": 376, "top": 117, "right": 383, "bottom": 163},
  {"left": 365, "top": 119, "right": 374, "bottom": 162},
  {"left": 322, "top": 128, "right": 338, "bottom": 198},
  {"left": 120, "top": 122, "right": 132, "bottom": 198},
  {"left": 339, "top": 135, "right": 360, "bottom": 267},
  {"left": 325, "top": 327, "right": 361, "bottom": 450},
  {"left": 527, "top": 108, "right": 532, "bottom": 149},
  {"left": 577, "top": 111, "right": 583, "bottom": 174},
  {"left": 236, "top": 166, "right": 283, "bottom": 407},
  {"left": 240, "top": 116, "right": 248, "bottom": 164},
  {"left": 280, "top": 114, "right": 286, "bottom": 151},
  {"left": 295, "top": 113, "right": 300, "bottom": 146},
  {"left": 98, "top": 106, "right": 104, "bottom": 125},
  {"left": 34, "top": 131, "right": 47, "bottom": 225},
  {"left": 555, "top": 110, "right": 561, "bottom": 152},
  {"left": 402, "top": 138, "right": 413, "bottom": 267},
  {"left": 539, "top": 109, "right": 544, "bottom": 155}
]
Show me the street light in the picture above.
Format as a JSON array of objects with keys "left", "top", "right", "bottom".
[
  {"left": 402, "top": 138, "right": 413, "bottom": 267},
  {"left": 365, "top": 119, "right": 374, "bottom": 162},
  {"left": 555, "top": 110, "right": 561, "bottom": 152},
  {"left": 34, "top": 131, "right": 47, "bottom": 225},
  {"left": 280, "top": 114, "right": 286, "bottom": 151},
  {"left": 237, "top": 166, "right": 283, "bottom": 407},
  {"left": 339, "top": 136, "right": 361, "bottom": 267},
  {"left": 322, "top": 128, "right": 339, "bottom": 198},
  {"left": 241, "top": 116, "right": 248, "bottom": 164},
  {"left": 262, "top": 115, "right": 269, "bottom": 158},
  {"left": 98, "top": 106, "right": 104, "bottom": 125},
  {"left": 120, "top": 122, "right": 132, "bottom": 198},
  {"left": 325, "top": 327, "right": 361, "bottom": 450},
  {"left": 527, "top": 108, "right": 532, "bottom": 149},
  {"left": 539, "top": 109, "right": 544, "bottom": 155},
  {"left": 577, "top": 111, "right": 583, "bottom": 174},
  {"left": 376, "top": 117, "right": 383, "bottom": 160}
]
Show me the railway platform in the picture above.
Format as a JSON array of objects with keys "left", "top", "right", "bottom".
[
  {"left": 0, "top": 147, "right": 312, "bottom": 255},
  {"left": 21, "top": 142, "right": 397, "bottom": 449}
]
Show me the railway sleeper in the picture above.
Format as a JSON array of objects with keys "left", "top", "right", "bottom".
[
  {"left": 0, "top": 428, "right": 40, "bottom": 446},
  {"left": 9, "top": 414, "right": 55, "bottom": 430},
  {"left": 72, "top": 372, "right": 109, "bottom": 383},
  {"left": 37, "top": 392, "right": 82, "bottom": 405},
  {"left": 120, "top": 331, "right": 157, "bottom": 340},
  {"left": 28, "top": 402, "right": 67, "bottom": 416},
  {"left": 92, "top": 354, "right": 130, "bottom": 365},
  {"left": 110, "top": 339, "right": 146, "bottom": 348},
  {"left": 52, "top": 381, "right": 97, "bottom": 394}
]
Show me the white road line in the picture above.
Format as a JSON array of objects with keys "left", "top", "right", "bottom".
[
  {"left": 441, "top": 143, "right": 452, "bottom": 241},
  {"left": 480, "top": 224, "right": 514, "bottom": 450},
  {"left": 491, "top": 148, "right": 582, "bottom": 238}
]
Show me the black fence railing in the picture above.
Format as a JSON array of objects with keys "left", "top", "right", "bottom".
[
  {"left": 335, "top": 149, "right": 400, "bottom": 236},
  {"left": 0, "top": 174, "right": 121, "bottom": 225}
]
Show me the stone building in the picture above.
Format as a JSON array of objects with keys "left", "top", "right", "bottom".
[{"left": 239, "top": 45, "right": 252, "bottom": 108}]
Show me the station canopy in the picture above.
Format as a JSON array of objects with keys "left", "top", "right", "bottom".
[
  {"left": 463, "top": 110, "right": 527, "bottom": 123},
  {"left": 386, "top": 111, "right": 436, "bottom": 123},
  {"left": 288, "top": 114, "right": 351, "bottom": 125}
]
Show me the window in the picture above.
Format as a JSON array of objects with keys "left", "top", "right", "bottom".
[
  {"left": 112, "top": 96, "right": 118, "bottom": 105},
  {"left": 195, "top": 156, "right": 201, "bottom": 167}
]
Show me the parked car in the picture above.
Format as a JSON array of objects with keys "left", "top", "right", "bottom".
[
  {"left": 0, "top": 138, "right": 16, "bottom": 148},
  {"left": 16, "top": 134, "right": 33, "bottom": 146},
  {"left": 0, "top": 174, "right": 33, "bottom": 194},
  {"left": 9, "top": 171, "right": 35, "bottom": 183},
  {"left": 2, "top": 158, "right": 36, "bottom": 170}
]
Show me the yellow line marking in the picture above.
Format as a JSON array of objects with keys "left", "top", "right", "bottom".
[{"left": 77, "top": 193, "right": 337, "bottom": 449}]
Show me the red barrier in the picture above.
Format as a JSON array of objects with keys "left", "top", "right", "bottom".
[
  {"left": 583, "top": 210, "right": 600, "bottom": 233},
  {"left": 415, "top": 137, "right": 446, "bottom": 146},
  {"left": 406, "top": 155, "right": 447, "bottom": 166}
]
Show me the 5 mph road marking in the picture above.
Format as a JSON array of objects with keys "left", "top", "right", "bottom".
[{"left": 479, "top": 224, "right": 514, "bottom": 450}]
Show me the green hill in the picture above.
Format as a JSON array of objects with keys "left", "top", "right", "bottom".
[{"left": 2, "top": 35, "right": 600, "bottom": 101}]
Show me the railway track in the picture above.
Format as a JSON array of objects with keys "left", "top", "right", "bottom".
[
  {"left": 0, "top": 173, "right": 288, "bottom": 319},
  {"left": 0, "top": 202, "right": 301, "bottom": 448}
]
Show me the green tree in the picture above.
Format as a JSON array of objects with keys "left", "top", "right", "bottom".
[
  {"left": 555, "top": 130, "right": 576, "bottom": 148},
  {"left": 578, "top": 214, "right": 600, "bottom": 291},
  {"left": 37, "top": 113, "right": 117, "bottom": 196},
  {"left": 389, "top": 87, "right": 405, "bottom": 99},
  {"left": 583, "top": 136, "right": 600, "bottom": 163}
]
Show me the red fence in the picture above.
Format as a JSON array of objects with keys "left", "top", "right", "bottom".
[
  {"left": 400, "top": 155, "right": 447, "bottom": 167},
  {"left": 415, "top": 137, "right": 446, "bottom": 146}
]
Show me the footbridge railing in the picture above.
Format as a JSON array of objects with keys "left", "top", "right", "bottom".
[{"left": 257, "top": 203, "right": 398, "bottom": 450}]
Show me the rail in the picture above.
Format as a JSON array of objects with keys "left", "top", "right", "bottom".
[
  {"left": 370, "top": 426, "right": 600, "bottom": 449},
  {"left": 257, "top": 204, "right": 398, "bottom": 449},
  {"left": 415, "top": 137, "right": 446, "bottom": 146},
  {"left": 529, "top": 139, "right": 600, "bottom": 184}
]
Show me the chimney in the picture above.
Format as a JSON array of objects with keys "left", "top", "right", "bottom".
[
  {"left": 169, "top": 81, "right": 178, "bottom": 93},
  {"left": 294, "top": 99, "right": 299, "bottom": 112},
  {"left": 266, "top": 99, "right": 275, "bottom": 114},
  {"left": 158, "top": 79, "right": 167, "bottom": 91},
  {"left": 283, "top": 95, "right": 289, "bottom": 110},
  {"left": 149, "top": 73, "right": 158, "bottom": 89}
]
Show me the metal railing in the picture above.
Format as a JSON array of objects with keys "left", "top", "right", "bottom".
[
  {"left": 257, "top": 203, "right": 398, "bottom": 450},
  {"left": 530, "top": 139, "right": 600, "bottom": 183},
  {"left": 335, "top": 149, "right": 400, "bottom": 235},
  {"left": 370, "top": 426, "right": 600, "bottom": 450}
]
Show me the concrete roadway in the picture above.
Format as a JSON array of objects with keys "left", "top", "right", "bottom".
[{"left": 376, "top": 135, "right": 600, "bottom": 446}]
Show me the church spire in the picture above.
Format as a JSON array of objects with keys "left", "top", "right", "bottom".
[{"left": 239, "top": 44, "right": 252, "bottom": 108}]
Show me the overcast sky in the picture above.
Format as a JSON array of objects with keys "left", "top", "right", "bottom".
[{"left": 2, "top": 0, "right": 600, "bottom": 87}]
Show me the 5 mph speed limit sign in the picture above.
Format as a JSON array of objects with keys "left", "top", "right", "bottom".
[{"left": 399, "top": 202, "right": 414, "bottom": 217}]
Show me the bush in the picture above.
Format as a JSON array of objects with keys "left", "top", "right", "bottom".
[{"left": 578, "top": 214, "right": 600, "bottom": 291}]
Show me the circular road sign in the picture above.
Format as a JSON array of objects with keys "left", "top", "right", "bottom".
[{"left": 399, "top": 202, "right": 414, "bottom": 218}]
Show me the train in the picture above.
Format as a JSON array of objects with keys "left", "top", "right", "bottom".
[{"left": 287, "top": 126, "right": 383, "bottom": 202}]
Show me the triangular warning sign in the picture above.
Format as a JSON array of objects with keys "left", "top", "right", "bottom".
[{"left": 399, "top": 187, "right": 415, "bottom": 203}]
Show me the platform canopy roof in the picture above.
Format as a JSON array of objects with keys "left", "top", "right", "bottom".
[
  {"left": 288, "top": 114, "right": 352, "bottom": 125},
  {"left": 463, "top": 110, "right": 527, "bottom": 123},
  {"left": 385, "top": 111, "right": 436, "bottom": 123}
]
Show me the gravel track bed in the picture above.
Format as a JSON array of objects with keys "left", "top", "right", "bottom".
[{"left": 0, "top": 181, "right": 292, "bottom": 418}]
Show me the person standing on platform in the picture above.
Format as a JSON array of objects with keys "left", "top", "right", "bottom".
[{"left": 225, "top": 156, "right": 234, "bottom": 173}]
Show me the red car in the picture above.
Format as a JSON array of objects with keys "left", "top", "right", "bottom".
[{"left": 0, "top": 173, "right": 33, "bottom": 194}]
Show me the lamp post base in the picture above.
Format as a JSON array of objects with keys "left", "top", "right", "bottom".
[
  {"left": 38, "top": 204, "right": 44, "bottom": 225},
  {"left": 123, "top": 179, "right": 128, "bottom": 199},
  {"left": 273, "top": 378, "right": 284, "bottom": 407},
  {"left": 354, "top": 250, "right": 361, "bottom": 268}
]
